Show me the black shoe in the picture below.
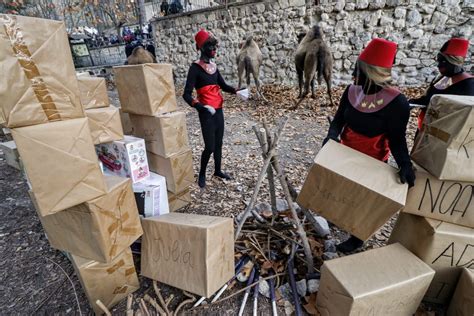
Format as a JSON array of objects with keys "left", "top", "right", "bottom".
[
  {"left": 198, "top": 174, "right": 206, "bottom": 188},
  {"left": 214, "top": 171, "right": 232, "bottom": 180},
  {"left": 336, "top": 236, "right": 364, "bottom": 254}
]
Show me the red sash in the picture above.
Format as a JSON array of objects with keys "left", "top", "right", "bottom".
[
  {"left": 341, "top": 127, "right": 390, "bottom": 161},
  {"left": 196, "top": 85, "right": 223, "bottom": 109}
]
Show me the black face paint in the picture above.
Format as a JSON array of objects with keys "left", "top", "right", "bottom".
[
  {"left": 437, "top": 53, "right": 462, "bottom": 77},
  {"left": 353, "top": 63, "right": 368, "bottom": 86},
  {"left": 200, "top": 38, "right": 218, "bottom": 61}
]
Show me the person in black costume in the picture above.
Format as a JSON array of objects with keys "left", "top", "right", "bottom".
[
  {"left": 323, "top": 38, "right": 415, "bottom": 253},
  {"left": 410, "top": 38, "right": 473, "bottom": 129},
  {"left": 183, "top": 29, "right": 237, "bottom": 188}
]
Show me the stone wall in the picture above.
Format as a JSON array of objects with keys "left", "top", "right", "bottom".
[{"left": 151, "top": 0, "right": 473, "bottom": 87}]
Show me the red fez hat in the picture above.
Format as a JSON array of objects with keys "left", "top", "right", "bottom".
[
  {"left": 441, "top": 38, "right": 469, "bottom": 57},
  {"left": 358, "top": 38, "right": 398, "bottom": 68},
  {"left": 195, "top": 29, "right": 210, "bottom": 49}
]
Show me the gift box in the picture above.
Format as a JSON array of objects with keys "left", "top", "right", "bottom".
[
  {"left": 168, "top": 188, "right": 191, "bottom": 212},
  {"left": 147, "top": 149, "right": 193, "bottom": 194},
  {"left": 0, "top": 14, "right": 84, "bottom": 128},
  {"left": 96, "top": 136, "right": 150, "bottom": 184},
  {"left": 447, "top": 268, "right": 474, "bottom": 316},
  {"left": 85, "top": 106, "right": 124, "bottom": 145},
  {"left": 77, "top": 76, "right": 110, "bottom": 110},
  {"left": 141, "top": 213, "right": 234, "bottom": 297},
  {"left": 114, "top": 64, "right": 177, "bottom": 116},
  {"left": 12, "top": 118, "right": 107, "bottom": 216},
  {"left": 0, "top": 140, "right": 21, "bottom": 170},
  {"left": 132, "top": 172, "right": 169, "bottom": 217}
]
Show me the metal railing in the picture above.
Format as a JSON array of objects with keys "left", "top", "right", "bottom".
[{"left": 148, "top": 0, "right": 243, "bottom": 18}]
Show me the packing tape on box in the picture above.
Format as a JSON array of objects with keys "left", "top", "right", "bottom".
[
  {"left": 169, "top": 188, "right": 190, "bottom": 203},
  {"left": 97, "top": 187, "right": 140, "bottom": 258},
  {"left": 426, "top": 126, "right": 451, "bottom": 143},
  {"left": 106, "top": 259, "right": 125, "bottom": 274},
  {"left": 1, "top": 14, "right": 60, "bottom": 121},
  {"left": 105, "top": 259, "right": 137, "bottom": 294},
  {"left": 177, "top": 125, "right": 186, "bottom": 148},
  {"left": 152, "top": 67, "right": 174, "bottom": 110}
]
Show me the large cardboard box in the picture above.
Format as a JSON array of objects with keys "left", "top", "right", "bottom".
[
  {"left": 70, "top": 248, "right": 139, "bottom": 315},
  {"left": 96, "top": 136, "right": 150, "bottom": 184},
  {"left": 30, "top": 176, "right": 143, "bottom": 263},
  {"left": 412, "top": 95, "right": 474, "bottom": 182},
  {"left": 133, "top": 172, "right": 169, "bottom": 217},
  {"left": 0, "top": 140, "right": 21, "bottom": 170},
  {"left": 168, "top": 188, "right": 191, "bottom": 212},
  {"left": 77, "top": 76, "right": 110, "bottom": 110},
  {"left": 403, "top": 164, "right": 474, "bottom": 228},
  {"left": 447, "top": 268, "right": 474, "bottom": 316},
  {"left": 388, "top": 213, "right": 474, "bottom": 304},
  {"left": 0, "top": 14, "right": 84, "bottom": 128},
  {"left": 316, "top": 243, "right": 434, "bottom": 316},
  {"left": 114, "top": 64, "right": 177, "bottom": 116},
  {"left": 141, "top": 213, "right": 234, "bottom": 297},
  {"left": 297, "top": 140, "right": 408, "bottom": 241},
  {"left": 85, "top": 106, "right": 124, "bottom": 145},
  {"left": 147, "top": 150, "right": 194, "bottom": 194},
  {"left": 12, "top": 118, "right": 107, "bottom": 216},
  {"left": 129, "top": 111, "right": 190, "bottom": 158}
]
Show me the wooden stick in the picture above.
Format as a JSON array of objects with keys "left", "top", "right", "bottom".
[
  {"left": 139, "top": 299, "right": 151, "bottom": 316},
  {"left": 96, "top": 300, "right": 112, "bottom": 316},
  {"left": 270, "top": 146, "right": 315, "bottom": 274},
  {"left": 126, "top": 294, "right": 134, "bottom": 316},
  {"left": 153, "top": 281, "right": 171, "bottom": 315},
  {"left": 258, "top": 125, "right": 277, "bottom": 222},
  {"left": 144, "top": 294, "right": 166, "bottom": 315},
  {"left": 174, "top": 291, "right": 196, "bottom": 315}
]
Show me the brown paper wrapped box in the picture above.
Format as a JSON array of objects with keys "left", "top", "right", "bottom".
[
  {"left": 141, "top": 213, "right": 234, "bottom": 297},
  {"left": 29, "top": 175, "right": 143, "bottom": 262},
  {"left": 403, "top": 164, "right": 474, "bottom": 228},
  {"left": 147, "top": 150, "right": 194, "bottom": 193},
  {"left": 12, "top": 118, "right": 107, "bottom": 216},
  {"left": 388, "top": 213, "right": 474, "bottom": 304},
  {"left": 114, "top": 64, "right": 178, "bottom": 116},
  {"left": 447, "top": 268, "right": 474, "bottom": 316},
  {"left": 412, "top": 95, "right": 474, "bottom": 182},
  {"left": 0, "top": 14, "right": 84, "bottom": 128},
  {"left": 85, "top": 106, "right": 124, "bottom": 145},
  {"left": 168, "top": 188, "right": 191, "bottom": 212},
  {"left": 78, "top": 76, "right": 110, "bottom": 110},
  {"left": 70, "top": 248, "right": 139, "bottom": 315},
  {"left": 119, "top": 107, "right": 134, "bottom": 135},
  {"left": 129, "top": 111, "right": 190, "bottom": 158},
  {"left": 316, "top": 243, "right": 434, "bottom": 316},
  {"left": 297, "top": 140, "right": 408, "bottom": 241}
]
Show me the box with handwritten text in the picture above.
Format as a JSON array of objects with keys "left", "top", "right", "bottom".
[{"left": 140, "top": 213, "right": 234, "bottom": 297}]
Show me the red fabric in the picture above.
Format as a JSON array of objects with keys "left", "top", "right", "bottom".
[
  {"left": 195, "top": 29, "right": 210, "bottom": 49},
  {"left": 196, "top": 85, "right": 223, "bottom": 109},
  {"left": 442, "top": 38, "right": 469, "bottom": 57},
  {"left": 341, "top": 127, "right": 390, "bottom": 161},
  {"left": 417, "top": 109, "right": 426, "bottom": 130},
  {"left": 358, "top": 38, "right": 397, "bottom": 68}
]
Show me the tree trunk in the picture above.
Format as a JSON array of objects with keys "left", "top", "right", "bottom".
[{"left": 137, "top": 0, "right": 146, "bottom": 26}]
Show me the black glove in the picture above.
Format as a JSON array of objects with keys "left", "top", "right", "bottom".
[
  {"left": 322, "top": 135, "right": 340, "bottom": 147},
  {"left": 399, "top": 163, "right": 416, "bottom": 188},
  {"left": 194, "top": 103, "right": 206, "bottom": 113}
]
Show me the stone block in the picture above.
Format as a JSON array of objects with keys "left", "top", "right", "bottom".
[
  {"left": 406, "top": 9, "right": 422, "bottom": 26},
  {"left": 356, "top": 0, "right": 369, "bottom": 9}
]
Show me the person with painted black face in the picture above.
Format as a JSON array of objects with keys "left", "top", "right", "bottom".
[
  {"left": 183, "top": 29, "right": 238, "bottom": 188},
  {"left": 323, "top": 38, "right": 415, "bottom": 253},
  {"left": 410, "top": 38, "right": 474, "bottom": 130}
]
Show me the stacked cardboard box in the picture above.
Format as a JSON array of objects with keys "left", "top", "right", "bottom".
[
  {"left": 389, "top": 95, "right": 474, "bottom": 306},
  {"left": 114, "top": 63, "right": 193, "bottom": 211},
  {"left": 0, "top": 14, "right": 141, "bottom": 313}
]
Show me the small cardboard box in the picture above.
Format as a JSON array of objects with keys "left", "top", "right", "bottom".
[
  {"left": 403, "top": 164, "right": 474, "bottom": 228},
  {"left": 0, "top": 14, "right": 84, "bottom": 128},
  {"left": 129, "top": 111, "right": 190, "bottom": 158},
  {"left": 147, "top": 149, "right": 193, "bottom": 194},
  {"left": 168, "top": 188, "right": 191, "bottom": 212},
  {"left": 77, "top": 76, "right": 110, "bottom": 110},
  {"left": 12, "top": 118, "right": 107, "bottom": 216},
  {"left": 70, "top": 248, "right": 139, "bottom": 315},
  {"left": 133, "top": 172, "right": 169, "bottom": 217},
  {"left": 114, "top": 64, "right": 177, "bottom": 116},
  {"left": 85, "top": 106, "right": 124, "bottom": 145},
  {"left": 447, "top": 268, "right": 474, "bottom": 316},
  {"left": 96, "top": 136, "right": 150, "bottom": 184},
  {"left": 297, "top": 140, "right": 408, "bottom": 241},
  {"left": 412, "top": 95, "right": 474, "bottom": 182},
  {"left": 141, "top": 213, "right": 234, "bottom": 297},
  {"left": 30, "top": 176, "right": 143, "bottom": 263},
  {"left": 388, "top": 213, "right": 474, "bottom": 304},
  {"left": 0, "top": 140, "right": 21, "bottom": 170},
  {"left": 316, "top": 243, "right": 434, "bottom": 316}
]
